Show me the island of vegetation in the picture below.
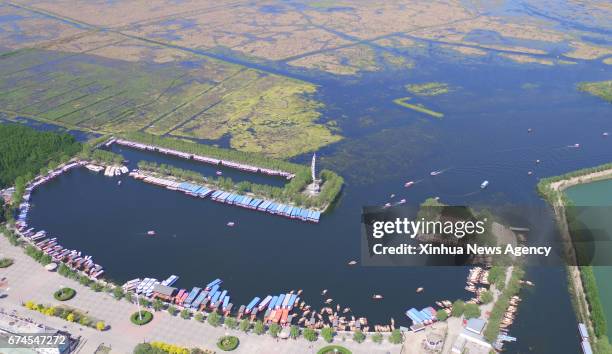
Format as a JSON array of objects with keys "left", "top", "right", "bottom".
[
  {"left": 538, "top": 163, "right": 612, "bottom": 353},
  {"left": 392, "top": 97, "right": 444, "bottom": 118},
  {"left": 405, "top": 82, "right": 451, "bottom": 96},
  {"left": 578, "top": 80, "right": 612, "bottom": 103}
]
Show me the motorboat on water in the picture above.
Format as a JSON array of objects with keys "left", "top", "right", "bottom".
[
  {"left": 481, "top": 180, "right": 489, "bottom": 189},
  {"left": 430, "top": 170, "right": 442, "bottom": 176},
  {"left": 404, "top": 181, "right": 414, "bottom": 187}
]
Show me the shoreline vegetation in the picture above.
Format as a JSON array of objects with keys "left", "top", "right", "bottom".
[
  {"left": 392, "top": 97, "right": 444, "bottom": 118},
  {"left": 538, "top": 163, "right": 612, "bottom": 353},
  {"left": 119, "top": 133, "right": 343, "bottom": 211}
]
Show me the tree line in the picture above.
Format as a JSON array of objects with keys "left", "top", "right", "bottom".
[{"left": 0, "top": 124, "right": 81, "bottom": 189}]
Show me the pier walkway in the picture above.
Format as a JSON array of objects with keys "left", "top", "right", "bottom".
[{"left": 0, "top": 234, "right": 400, "bottom": 354}]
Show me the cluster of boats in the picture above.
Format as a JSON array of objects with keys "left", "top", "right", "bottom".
[
  {"left": 500, "top": 296, "right": 522, "bottom": 329},
  {"left": 130, "top": 170, "right": 322, "bottom": 223},
  {"left": 109, "top": 138, "right": 295, "bottom": 179},
  {"left": 465, "top": 267, "right": 491, "bottom": 304},
  {"left": 102, "top": 165, "right": 128, "bottom": 177},
  {"left": 120, "top": 276, "right": 396, "bottom": 333},
  {"left": 14, "top": 161, "right": 105, "bottom": 279}
]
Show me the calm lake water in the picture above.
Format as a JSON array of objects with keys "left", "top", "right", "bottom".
[
  {"left": 566, "top": 179, "right": 612, "bottom": 339},
  {"left": 17, "top": 29, "right": 612, "bottom": 354}
]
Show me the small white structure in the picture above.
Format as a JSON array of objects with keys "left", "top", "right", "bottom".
[{"left": 306, "top": 153, "right": 321, "bottom": 195}]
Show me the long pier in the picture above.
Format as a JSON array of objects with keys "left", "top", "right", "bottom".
[{"left": 107, "top": 138, "right": 295, "bottom": 179}]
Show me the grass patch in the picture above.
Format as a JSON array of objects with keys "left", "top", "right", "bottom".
[
  {"left": 317, "top": 345, "right": 352, "bottom": 354},
  {"left": 53, "top": 287, "right": 76, "bottom": 301},
  {"left": 130, "top": 311, "right": 153, "bottom": 325},
  {"left": 216, "top": 336, "right": 239, "bottom": 351},
  {"left": 0, "top": 257, "right": 14, "bottom": 268},
  {"left": 393, "top": 97, "right": 444, "bottom": 118},
  {"left": 405, "top": 82, "right": 450, "bottom": 96}
]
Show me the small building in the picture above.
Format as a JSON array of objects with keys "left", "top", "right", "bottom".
[
  {"left": 465, "top": 318, "right": 486, "bottom": 335},
  {"left": 152, "top": 284, "right": 177, "bottom": 301}
]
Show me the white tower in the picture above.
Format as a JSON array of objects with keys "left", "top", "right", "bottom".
[{"left": 307, "top": 153, "right": 320, "bottom": 194}]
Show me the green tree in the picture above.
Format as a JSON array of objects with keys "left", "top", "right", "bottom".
[
  {"left": 152, "top": 299, "right": 164, "bottom": 312},
  {"left": 451, "top": 300, "right": 465, "bottom": 317},
  {"left": 180, "top": 309, "right": 191, "bottom": 319},
  {"left": 167, "top": 305, "right": 178, "bottom": 316},
  {"left": 289, "top": 325, "right": 300, "bottom": 339},
  {"left": 480, "top": 290, "right": 494, "bottom": 304},
  {"left": 464, "top": 303, "right": 481, "bottom": 319},
  {"left": 303, "top": 328, "right": 318, "bottom": 342},
  {"left": 353, "top": 330, "right": 366, "bottom": 343},
  {"left": 321, "top": 327, "right": 334, "bottom": 343},
  {"left": 239, "top": 319, "right": 250, "bottom": 332},
  {"left": 389, "top": 329, "right": 403, "bottom": 344},
  {"left": 194, "top": 313, "right": 204, "bottom": 322},
  {"left": 91, "top": 282, "right": 103, "bottom": 292},
  {"left": 436, "top": 309, "right": 449, "bottom": 321},
  {"left": 225, "top": 316, "right": 238, "bottom": 330},
  {"left": 113, "top": 287, "right": 125, "bottom": 300},
  {"left": 207, "top": 312, "right": 221, "bottom": 327},
  {"left": 269, "top": 323, "right": 281, "bottom": 338},
  {"left": 253, "top": 320, "right": 265, "bottom": 335},
  {"left": 372, "top": 333, "right": 383, "bottom": 344}
]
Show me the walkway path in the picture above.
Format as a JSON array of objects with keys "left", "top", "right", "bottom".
[{"left": 0, "top": 234, "right": 400, "bottom": 354}]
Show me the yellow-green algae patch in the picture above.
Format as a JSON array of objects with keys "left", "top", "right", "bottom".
[
  {"left": 172, "top": 71, "right": 342, "bottom": 158},
  {"left": 578, "top": 80, "right": 612, "bottom": 103},
  {"left": 393, "top": 97, "right": 444, "bottom": 118},
  {"left": 405, "top": 82, "right": 450, "bottom": 96}
]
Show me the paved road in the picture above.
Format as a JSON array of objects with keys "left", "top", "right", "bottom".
[{"left": 0, "top": 234, "right": 402, "bottom": 353}]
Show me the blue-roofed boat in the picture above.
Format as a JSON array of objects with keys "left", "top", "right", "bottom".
[
  {"left": 222, "top": 296, "right": 230, "bottom": 310},
  {"left": 191, "top": 292, "right": 207, "bottom": 309},
  {"left": 210, "top": 291, "right": 221, "bottom": 305},
  {"left": 245, "top": 297, "right": 261, "bottom": 313},
  {"left": 269, "top": 296, "right": 279, "bottom": 310},
  {"left": 287, "top": 294, "right": 297, "bottom": 309},
  {"left": 183, "top": 287, "right": 201, "bottom": 306},
  {"left": 208, "top": 284, "right": 220, "bottom": 297},
  {"left": 276, "top": 294, "right": 285, "bottom": 309},
  {"left": 162, "top": 275, "right": 179, "bottom": 286},
  {"left": 205, "top": 278, "right": 222, "bottom": 290},
  {"left": 217, "top": 290, "right": 227, "bottom": 305},
  {"left": 258, "top": 295, "right": 272, "bottom": 311}
]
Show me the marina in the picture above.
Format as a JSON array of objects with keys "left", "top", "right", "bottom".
[{"left": 7, "top": 31, "right": 611, "bottom": 352}]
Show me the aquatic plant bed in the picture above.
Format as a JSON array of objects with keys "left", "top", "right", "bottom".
[
  {"left": 54, "top": 287, "right": 76, "bottom": 301},
  {"left": 317, "top": 345, "right": 352, "bottom": 354},
  {"left": 131, "top": 310, "right": 153, "bottom": 325},
  {"left": 0, "top": 257, "right": 13, "bottom": 268},
  {"left": 115, "top": 133, "right": 343, "bottom": 212},
  {"left": 216, "top": 336, "right": 239, "bottom": 351},
  {"left": 393, "top": 97, "right": 444, "bottom": 118}
]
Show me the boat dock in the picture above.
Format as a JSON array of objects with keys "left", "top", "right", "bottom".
[
  {"left": 14, "top": 160, "right": 106, "bottom": 281},
  {"left": 129, "top": 170, "right": 321, "bottom": 223}
]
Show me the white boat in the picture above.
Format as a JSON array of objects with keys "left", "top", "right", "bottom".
[
  {"left": 404, "top": 181, "right": 414, "bottom": 188},
  {"left": 481, "top": 180, "right": 489, "bottom": 189},
  {"left": 430, "top": 170, "right": 442, "bottom": 176}
]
